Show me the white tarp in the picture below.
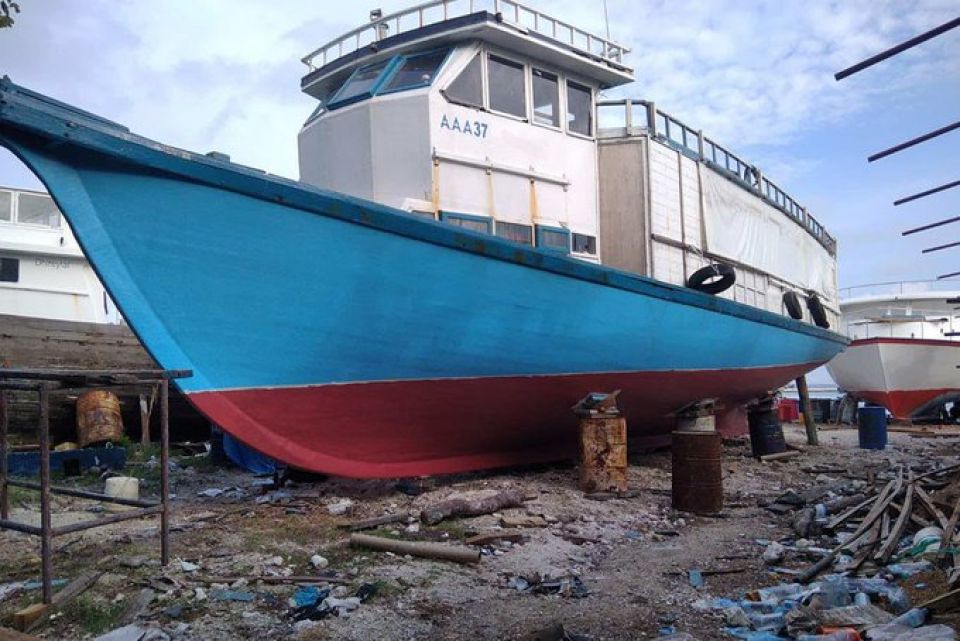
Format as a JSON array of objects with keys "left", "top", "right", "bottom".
[{"left": 700, "top": 169, "right": 836, "bottom": 299}]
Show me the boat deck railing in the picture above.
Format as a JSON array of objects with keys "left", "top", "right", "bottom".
[
  {"left": 301, "top": 0, "right": 630, "bottom": 71},
  {"left": 840, "top": 279, "right": 960, "bottom": 301},
  {"left": 597, "top": 98, "right": 837, "bottom": 256}
]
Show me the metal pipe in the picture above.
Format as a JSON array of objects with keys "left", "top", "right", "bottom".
[
  {"left": 939, "top": 270, "right": 960, "bottom": 279},
  {"left": 894, "top": 179, "right": 960, "bottom": 206},
  {"left": 0, "top": 389, "right": 7, "bottom": 521},
  {"left": 869, "top": 120, "right": 960, "bottom": 162},
  {"left": 923, "top": 240, "right": 960, "bottom": 254},
  {"left": 903, "top": 215, "right": 960, "bottom": 236},
  {"left": 6, "top": 479, "right": 159, "bottom": 508},
  {"left": 53, "top": 505, "right": 164, "bottom": 537},
  {"left": 835, "top": 16, "right": 960, "bottom": 80},
  {"left": 39, "top": 387, "right": 52, "bottom": 604},
  {"left": 160, "top": 379, "right": 170, "bottom": 566}
]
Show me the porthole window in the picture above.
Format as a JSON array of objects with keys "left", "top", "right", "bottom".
[
  {"left": 488, "top": 55, "right": 525, "bottom": 118},
  {"left": 532, "top": 69, "right": 559, "bottom": 127},
  {"left": 566, "top": 81, "right": 593, "bottom": 137}
]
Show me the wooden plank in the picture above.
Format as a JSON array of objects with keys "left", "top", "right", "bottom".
[
  {"left": 826, "top": 494, "right": 877, "bottom": 530},
  {"left": 875, "top": 479, "right": 913, "bottom": 563},
  {"left": 915, "top": 486, "right": 950, "bottom": 530},
  {"left": 0, "top": 626, "right": 42, "bottom": 641},
  {"left": 464, "top": 529, "right": 526, "bottom": 546},
  {"left": 21, "top": 571, "right": 102, "bottom": 632},
  {"left": 917, "top": 587, "right": 960, "bottom": 613},
  {"left": 760, "top": 450, "right": 801, "bottom": 462},
  {"left": 338, "top": 513, "right": 408, "bottom": 531}
]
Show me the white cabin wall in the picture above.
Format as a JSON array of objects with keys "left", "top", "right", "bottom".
[
  {"left": 369, "top": 93, "right": 433, "bottom": 208},
  {"left": 299, "top": 105, "right": 375, "bottom": 201}
]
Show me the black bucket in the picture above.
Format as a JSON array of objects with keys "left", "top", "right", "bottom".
[{"left": 747, "top": 407, "right": 787, "bottom": 458}]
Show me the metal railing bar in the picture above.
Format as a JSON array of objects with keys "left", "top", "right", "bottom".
[
  {"left": 894, "top": 178, "right": 960, "bottom": 206},
  {"left": 835, "top": 16, "right": 960, "bottom": 81},
  {"left": 869, "top": 120, "right": 960, "bottom": 162},
  {"left": 903, "top": 215, "right": 960, "bottom": 236},
  {"left": 922, "top": 240, "right": 960, "bottom": 254}
]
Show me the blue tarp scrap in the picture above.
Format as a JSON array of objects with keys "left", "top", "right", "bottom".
[{"left": 220, "top": 429, "right": 278, "bottom": 475}]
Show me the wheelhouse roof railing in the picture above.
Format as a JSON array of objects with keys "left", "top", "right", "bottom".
[
  {"left": 839, "top": 279, "right": 960, "bottom": 301},
  {"left": 597, "top": 98, "right": 837, "bottom": 256},
  {"left": 301, "top": 0, "right": 631, "bottom": 72}
]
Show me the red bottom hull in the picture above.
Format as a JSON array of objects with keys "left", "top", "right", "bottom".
[
  {"left": 857, "top": 389, "right": 960, "bottom": 420},
  {"left": 190, "top": 362, "right": 818, "bottom": 478}
]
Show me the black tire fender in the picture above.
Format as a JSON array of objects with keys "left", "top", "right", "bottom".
[
  {"left": 783, "top": 291, "right": 804, "bottom": 320},
  {"left": 806, "top": 293, "right": 830, "bottom": 329},
  {"left": 687, "top": 263, "right": 736, "bottom": 295}
]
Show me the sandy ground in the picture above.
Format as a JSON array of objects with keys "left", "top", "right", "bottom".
[{"left": 0, "top": 424, "right": 958, "bottom": 640}]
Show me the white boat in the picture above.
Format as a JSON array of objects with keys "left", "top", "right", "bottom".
[
  {"left": 0, "top": 185, "right": 120, "bottom": 324},
  {"left": 826, "top": 280, "right": 960, "bottom": 419}
]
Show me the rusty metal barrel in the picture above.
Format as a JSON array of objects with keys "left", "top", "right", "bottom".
[
  {"left": 671, "top": 430, "right": 723, "bottom": 514},
  {"left": 747, "top": 405, "right": 787, "bottom": 458},
  {"left": 579, "top": 416, "right": 628, "bottom": 493},
  {"left": 76, "top": 390, "right": 124, "bottom": 447}
]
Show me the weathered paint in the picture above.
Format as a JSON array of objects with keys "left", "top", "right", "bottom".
[{"left": 0, "top": 80, "right": 847, "bottom": 476}]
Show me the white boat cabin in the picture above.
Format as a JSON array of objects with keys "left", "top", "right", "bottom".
[
  {"left": 837, "top": 281, "right": 960, "bottom": 341},
  {"left": 298, "top": 0, "right": 840, "bottom": 328},
  {"left": 0, "top": 186, "right": 120, "bottom": 324}
]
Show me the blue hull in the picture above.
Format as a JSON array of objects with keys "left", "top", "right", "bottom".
[{"left": 0, "top": 80, "right": 847, "bottom": 476}]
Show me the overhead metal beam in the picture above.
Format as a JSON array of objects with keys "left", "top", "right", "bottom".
[
  {"left": 903, "top": 215, "right": 960, "bottom": 236},
  {"left": 939, "top": 270, "right": 960, "bottom": 279},
  {"left": 923, "top": 240, "right": 960, "bottom": 253},
  {"left": 895, "top": 179, "right": 960, "bottom": 206},
  {"left": 869, "top": 120, "right": 960, "bottom": 162},
  {"left": 835, "top": 16, "right": 960, "bottom": 80}
]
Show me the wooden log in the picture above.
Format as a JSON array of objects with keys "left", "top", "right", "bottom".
[
  {"left": 760, "top": 450, "right": 801, "bottom": 462},
  {"left": 464, "top": 530, "right": 525, "bottom": 546},
  {"left": 826, "top": 495, "right": 877, "bottom": 530},
  {"left": 419, "top": 490, "right": 524, "bottom": 525},
  {"left": 579, "top": 415, "right": 628, "bottom": 493},
  {"left": 16, "top": 571, "right": 101, "bottom": 632},
  {"left": 795, "top": 375, "right": 819, "bottom": 446},
  {"left": 339, "top": 513, "right": 409, "bottom": 531},
  {"left": 350, "top": 533, "right": 480, "bottom": 564}
]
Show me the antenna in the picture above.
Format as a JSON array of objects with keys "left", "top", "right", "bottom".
[{"left": 602, "top": 0, "right": 610, "bottom": 40}]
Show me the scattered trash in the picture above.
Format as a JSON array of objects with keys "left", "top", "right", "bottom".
[
  {"left": 94, "top": 624, "right": 170, "bottom": 641},
  {"left": 310, "top": 554, "right": 329, "bottom": 569},
  {"left": 178, "top": 560, "right": 200, "bottom": 572},
  {"left": 688, "top": 569, "right": 704, "bottom": 588},
  {"left": 763, "top": 542, "right": 786, "bottom": 564},
  {"left": 327, "top": 498, "right": 354, "bottom": 516},
  {"left": 210, "top": 589, "right": 255, "bottom": 602},
  {"left": 508, "top": 573, "right": 589, "bottom": 599},
  {"left": 196, "top": 486, "right": 244, "bottom": 499}
]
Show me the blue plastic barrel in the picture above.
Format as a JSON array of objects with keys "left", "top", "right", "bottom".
[{"left": 858, "top": 406, "right": 888, "bottom": 450}]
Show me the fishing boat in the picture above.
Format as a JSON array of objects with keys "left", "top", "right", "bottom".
[
  {"left": 0, "top": 0, "right": 846, "bottom": 477},
  {"left": 826, "top": 281, "right": 960, "bottom": 420}
]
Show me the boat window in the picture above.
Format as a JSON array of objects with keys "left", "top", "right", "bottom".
[
  {"left": 488, "top": 55, "right": 525, "bottom": 118},
  {"left": 382, "top": 49, "right": 448, "bottom": 93},
  {"left": 495, "top": 221, "right": 533, "bottom": 245},
  {"left": 444, "top": 54, "right": 483, "bottom": 108},
  {"left": 572, "top": 233, "right": 597, "bottom": 255},
  {"left": 536, "top": 225, "right": 570, "bottom": 253},
  {"left": 17, "top": 193, "right": 61, "bottom": 228},
  {"left": 0, "top": 257, "right": 18, "bottom": 283},
  {"left": 566, "top": 81, "right": 593, "bottom": 137},
  {"left": 532, "top": 69, "right": 559, "bottom": 127},
  {"left": 0, "top": 191, "right": 10, "bottom": 222},
  {"left": 329, "top": 59, "right": 392, "bottom": 107},
  {"left": 440, "top": 211, "right": 492, "bottom": 234}
]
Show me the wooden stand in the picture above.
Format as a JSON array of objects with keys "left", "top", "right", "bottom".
[
  {"left": 578, "top": 415, "right": 628, "bottom": 493},
  {"left": 0, "top": 368, "right": 190, "bottom": 604},
  {"left": 795, "top": 375, "right": 819, "bottom": 446}
]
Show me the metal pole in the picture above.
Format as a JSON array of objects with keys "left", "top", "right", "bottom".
[
  {"left": 835, "top": 16, "right": 960, "bottom": 80},
  {"left": 869, "top": 120, "right": 960, "bottom": 162},
  {"left": 39, "top": 387, "right": 52, "bottom": 604},
  {"left": 939, "top": 270, "right": 960, "bottom": 279},
  {"left": 160, "top": 379, "right": 170, "bottom": 566},
  {"left": 894, "top": 179, "right": 960, "bottom": 206},
  {"left": 0, "top": 389, "right": 8, "bottom": 520},
  {"left": 903, "top": 215, "right": 960, "bottom": 236},
  {"left": 795, "top": 375, "right": 819, "bottom": 446},
  {"left": 923, "top": 240, "right": 960, "bottom": 253}
]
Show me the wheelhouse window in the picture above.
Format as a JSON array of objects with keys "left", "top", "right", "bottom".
[
  {"left": 532, "top": 69, "right": 559, "bottom": 127},
  {"left": 536, "top": 225, "right": 570, "bottom": 253},
  {"left": 488, "top": 55, "right": 525, "bottom": 118},
  {"left": 566, "top": 81, "right": 593, "bottom": 137},
  {"left": 444, "top": 54, "right": 483, "bottom": 108},
  {"left": 495, "top": 221, "right": 533, "bottom": 245},
  {"left": 0, "top": 191, "right": 11, "bottom": 222},
  {"left": 17, "top": 193, "right": 61, "bottom": 228},
  {"left": 382, "top": 49, "right": 448, "bottom": 93},
  {"left": 329, "top": 59, "right": 392, "bottom": 107},
  {"left": 440, "top": 211, "right": 492, "bottom": 234},
  {"left": 0, "top": 257, "right": 19, "bottom": 283},
  {"left": 572, "top": 233, "right": 597, "bottom": 255}
]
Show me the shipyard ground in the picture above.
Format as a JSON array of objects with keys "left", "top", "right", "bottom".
[{"left": 1, "top": 424, "right": 958, "bottom": 640}]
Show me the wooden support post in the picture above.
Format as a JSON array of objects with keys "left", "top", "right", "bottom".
[
  {"left": 795, "top": 375, "right": 818, "bottom": 446},
  {"left": 139, "top": 384, "right": 157, "bottom": 445},
  {"left": 1, "top": 389, "right": 8, "bottom": 521},
  {"left": 159, "top": 380, "right": 170, "bottom": 566},
  {"left": 38, "top": 388, "right": 52, "bottom": 605}
]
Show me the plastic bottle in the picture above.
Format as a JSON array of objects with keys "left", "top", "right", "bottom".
[
  {"left": 797, "top": 632, "right": 859, "bottom": 641},
  {"left": 755, "top": 583, "right": 803, "bottom": 601},
  {"left": 853, "top": 592, "right": 870, "bottom": 605},
  {"left": 748, "top": 612, "right": 785, "bottom": 632},
  {"left": 889, "top": 607, "right": 927, "bottom": 628},
  {"left": 818, "top": 577, "right": 852, "bottom": 608}
]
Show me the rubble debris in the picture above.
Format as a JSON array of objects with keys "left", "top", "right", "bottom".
[
  {"left": 523, "top": 622, "right": 593, "bottom": 641},
  {"left": 339, "top": 513, "right": 408, "bottom": 531},
  {"left": 464, "top": 529, "right": 526, "bottom": 546},
  {"left": 326, "top": 498, "right": 354, "bottom": 516},
  {"left": 420, "top": 489, "right": 525, "bottom": 525},
  {"left": 210, "top": 589, "right": 255, "bottom": 602},
  {"left": 93, "top": 624, "right": 170, "bottom": 641},
  {"left": 508, "top": 573, "right": 589, "bottom": 599},
  {"left": 350, "top": 532, "right": 480, "bottom": 564},
  {"left": 309, "top": 554, "right": 329, "bottom": 569},
  {"left": 500, "top": 514, "right": 548, "bottom": 528}
]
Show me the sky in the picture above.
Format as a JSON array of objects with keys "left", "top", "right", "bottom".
[{"left": 0, "top": 0, "right": 959, "bottom": 289}]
